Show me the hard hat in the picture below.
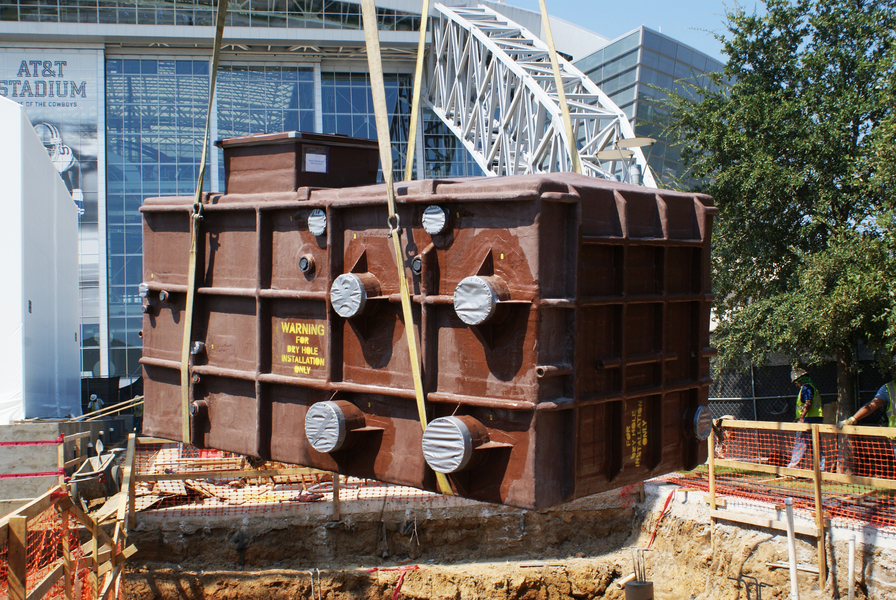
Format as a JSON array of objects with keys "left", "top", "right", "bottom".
[{"left": 790, "top": 368, "right": 808, "bottom": 383}]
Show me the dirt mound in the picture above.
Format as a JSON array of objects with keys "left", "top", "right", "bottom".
[
  {"left": 125, "top": 562, "right": 623, "bottom": 600},
  {"left": 120, "top": 483, "right": 887, "bottom": 599}
]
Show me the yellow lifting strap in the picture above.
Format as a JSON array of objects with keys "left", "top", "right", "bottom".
[
  {"left": 180, "top": 0, "right": 230, "bottom": 444},
  {"left": 360, "top": 0, "right": 452, "bottom": 496},
  {"left": 537, "top": 0, "right": 581, "bottom": 174},
  {"left": 403, "top": 0, "right": 430, "bottom": 181}
]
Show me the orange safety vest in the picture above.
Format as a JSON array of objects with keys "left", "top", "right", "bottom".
[{"left": 795, "top": 381, "right": 822, "bottom": 419}]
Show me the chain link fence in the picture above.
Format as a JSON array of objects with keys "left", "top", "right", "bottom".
[{"left": 709, "top": 361, "right": 890, "bottom": 422}]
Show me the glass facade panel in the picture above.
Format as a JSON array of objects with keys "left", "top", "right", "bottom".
[
  {"left": 320, "top": 71, "right": 412, "bottom": 179},
  {"left": 676, "top": 45, "right": 693, "bottom": 65},
  {"left": 642, "top": 29, "right": 663, "bottom": 53},
  {"left": 576, "top": 48, "right": 603, "bottom": 77},
  {"left": 105, "top": 58, "right": 210, "bottom": 377},
  {"left": 640, "top": 48, "right": 659, "bottom": 70},
  {"left": 618, "top": 31, "right": 640, "bottom": 54},
  {"left": 660, "top": 36, "right": 678, "bottom": 59},
  {"left": 602, "top": 49, "right": 637, "bottom": 79},
  {"left": 2, "top": 0, "right": 421, "bottom": 28},
  {"left": 609, "top": 85, "right": 636, "bottom": 107},
  {"left": 576, "top": 26, "right": 724, "bottom": 188}
]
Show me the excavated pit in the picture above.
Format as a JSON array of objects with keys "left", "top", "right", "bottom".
[{"left": 120, "top": 482, "right": 896, "bottom": 599}]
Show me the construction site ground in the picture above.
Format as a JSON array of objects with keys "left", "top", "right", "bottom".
[{"left": 114, "top": 480, "right": 896, "bottom": 600}]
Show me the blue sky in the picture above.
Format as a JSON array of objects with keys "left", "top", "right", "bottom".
[{"left": 502, "top": 0, "right": 745, "bottom": 62}]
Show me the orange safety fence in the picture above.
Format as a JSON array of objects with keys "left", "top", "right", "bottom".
[
  {"left": 0, "top": 506, "right": 76, "bottom": 599},
  {"left": 133, "top": 441, "right": 336, "bottom": 518},
  {"left": 664, "top": 420, "right": 896, "bottom": 529},
  {"left": 0, "top": 489, "right": 124, "bottom": 600},
  {"left": 133, "top": 440, "right": 647, "bottom": 519}
]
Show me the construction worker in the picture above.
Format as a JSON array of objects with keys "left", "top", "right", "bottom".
[
  {"left": 838, "top": 380, "right": 895, "bottom": 428},
  {"left": 788, "top": 367, "right": 822, "bottom": 468},
  {"left": 87, "top": 393, "right": 104, "bottom": 414},
  {"left": 837, "top": 379, "right": 895, "bottom": 477},
  {"left": 793, "top": 368, "right": 823, "bottom": 424}
]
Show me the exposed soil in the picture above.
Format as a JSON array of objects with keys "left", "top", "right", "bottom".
[{"left": 118, "top": 484, "right": 893, "bottom": 599}]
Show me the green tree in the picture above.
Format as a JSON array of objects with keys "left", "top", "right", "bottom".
[{"left": 663, "top": 0, "right": 896, "bottom": 415}]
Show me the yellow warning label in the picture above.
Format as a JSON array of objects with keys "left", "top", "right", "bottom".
[
  {"left": 278, "top": 320, "right": 326, "bottom": 375},
  {"left": 280, "top": 321, "right": 325, "bottom": 336},
  {"left": 625, "top": 399, "right": 648, "bottom": 467}
]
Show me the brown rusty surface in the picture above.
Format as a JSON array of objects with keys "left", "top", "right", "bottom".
[
  {"left": 216, "top": 131, "right": 379, "bottom": 193},
  {"left": 141, "top": 135, "right": 716, "bottom": 510}
]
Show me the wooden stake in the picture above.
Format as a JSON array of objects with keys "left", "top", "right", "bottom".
[
  {"left": 92, "top": 516, "right": 100, "bottom": 599},
  {"left": 8, "top": 515, "right": 27, "bottom": 600},
  {"left": 332, "top": 473, "right": 341, "bottom": 522},
  {"left": 119, "top": 433, "right": 137, "bottom": 532},
  {"left": 57, "top": 436, "right": 66, "bottom": 488},
  {"left": 811, "top": 424, "right": 827, "bottom": 589},
  {"left": 62, "top": 509, "right": 73, "bottom": 600},
  {"left": 708, "top": 427, "right": 717, "bottom": 561},
  {"left": 708, "top": 427, "right": 717, "bottom": 509}
]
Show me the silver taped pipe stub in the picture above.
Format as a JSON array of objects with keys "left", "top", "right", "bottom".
[
  {"left": 305, "top": 401, "right": 347, "bottom": 453},
  {"left": 422, "top": 205, "right": 448, "bottom": 235},
  {"left": 330, "top": 273, "right": 368, "bottom": 318},
  {"left": 422, "top": 416, "right": 475, "bottom": 473},
  {"left": 308, "top": 208, "right": 327, "bottom": 237},
  {"left": 453, "top": 276, "right": 499, "bottom": 325}
]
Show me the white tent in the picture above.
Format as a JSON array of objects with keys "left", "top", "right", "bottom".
[{"left": 0, "top": 96, "right": 81, "bottom": 423}]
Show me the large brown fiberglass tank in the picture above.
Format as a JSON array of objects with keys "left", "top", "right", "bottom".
[{"left": 140, "top": 131, "right": 717, "bottom": 510}]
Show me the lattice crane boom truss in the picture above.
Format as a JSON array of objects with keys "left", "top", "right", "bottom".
[{"left": 427, "top": 3, "right": 655, "bottom": 187}]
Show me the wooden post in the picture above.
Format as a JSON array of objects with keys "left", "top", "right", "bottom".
[
  {"left": 99, "top": 565, "right": 121, "bottom": 600},
  {"left": 708, "top": 426, "right": 717, "bottom": 560},
  {"left": 119, "top": 433, "right": 137, "bottom": 533},
  {"left": 8, "top": 515, "right": 27, "bottom": 600},
  {"left": 332, "top": 473, "right": 341, "bottom": 521},
  {"left": 61, "top": 509, "right": 73, "bottom": 600},
  {"left": 91, "top": 516, "right": 100, "bottom": 599},
  {"left": 811, "top": 424, "right": 827, "bottom": 589},
  {"left": 708, "top": 427, "right": 717, "bottom": 509},
  {"left": 57, "top": 435, "right": 66, "bottom": 488},
  {"left": 127, "top": 434, "right": 138, "bottom": 529}
]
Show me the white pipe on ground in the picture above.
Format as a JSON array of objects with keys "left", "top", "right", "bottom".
[
  {"left": 848, "top": 533, "right": 856, "bottom": 600},
  {"left": 784, "top": 498, "right": 800, "bottom": 600}
]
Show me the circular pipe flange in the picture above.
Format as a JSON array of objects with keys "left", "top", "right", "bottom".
[
  {"left": 330, "top": 274, "right": 368, "bottom": 318},
  {"left": 308, "top": 208, "right": 327, "bottom": 237},
  {"left": 694, "top": 405, "right": 713, "bottom": 441},
  {"left": 299, "top": 254, "right": 315, "bottom": 274},
  {"left": 453, "top": 276, "right": 501, "bottom": 325},
  {"left": 422, "top": 205, "right": 448, "bottom": 235},
  {"left": 305, "top": 401, "right": 348, "bottom": 453},
  {"left": 422, "top": 416, "right": 476, "bottom": 474}
]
